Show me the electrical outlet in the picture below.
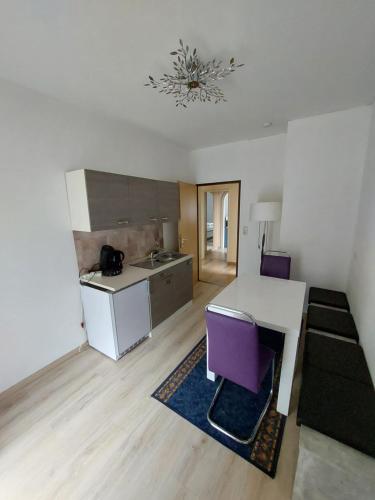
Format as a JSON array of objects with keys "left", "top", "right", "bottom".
[{"left": 242, "top": 225, "right": 248, "bottom": 235}]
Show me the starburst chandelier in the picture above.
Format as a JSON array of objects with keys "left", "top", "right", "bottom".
[{"left": 145, "top": 40, "right": 244, "bottom": 108}]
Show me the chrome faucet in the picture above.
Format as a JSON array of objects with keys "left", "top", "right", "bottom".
[{"left": 150, "top": 249, "right": 160, "bottom": 261}]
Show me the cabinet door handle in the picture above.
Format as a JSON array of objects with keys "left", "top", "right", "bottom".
[
  {"left": 117, "top": 219, "right": 129, "bottom": 225},
  {"left": 149, "top": 217, "right": 159, "bottom": 222},
  {"left": 160, "top": 217, "right": 168, "bottom": 221}
]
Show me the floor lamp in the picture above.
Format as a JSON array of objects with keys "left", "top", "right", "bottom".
[{"left": 251, "top": 202, "right": 282, "bottom": 262}]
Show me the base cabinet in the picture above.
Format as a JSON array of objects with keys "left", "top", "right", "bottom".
[
  {"left": 81, "top": 280, "right": 151, "bottom": 360},
  {"left": 149, "top": 258, "right": 193, "bottom": 328},
  {"left": 81, "top": 258, "right": 193, "bottom": 360}
]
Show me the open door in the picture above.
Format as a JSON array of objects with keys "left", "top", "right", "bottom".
[
  {"left": 179, "top": 182, "right": 198, "bottom": 284},
  {"left": 197, "top": 181, "right": 240, "bottom": 286}
]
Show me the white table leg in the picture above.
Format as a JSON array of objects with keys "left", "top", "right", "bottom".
[
  {"left": 206, "top": 328, "right": 217, "bottom": 382},
  {"left": 277, "top": 329, "right": 299, "bottom": 416},
  {"left": 207, "top": 367, "right": 217, "bottom": 381}
]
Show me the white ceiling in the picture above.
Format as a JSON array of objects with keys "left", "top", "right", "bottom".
[{"left": 0, "top": 0, "right": 374, "bottom": 149}]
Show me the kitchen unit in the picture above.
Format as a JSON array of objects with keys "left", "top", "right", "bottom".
[
  {"left": 66, "top": 169, "right": 180, "bottom": 231},
  {"left": 80, "top": 255, "right": 193, "bottom": 360},
  {"left": 67, "top": 168, "right": 191, "bottom": 360}
]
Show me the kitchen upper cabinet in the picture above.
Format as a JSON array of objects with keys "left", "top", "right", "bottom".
[
  {"left": 66, "top": 169, "right": 132, "bottom": 231},
  {"left": 128, "top": 176, "right": 159, "bottom": 225},
  {"left": 86, "top": 170, "right": 131, "bottom": 230},
  {"left": 157, "top": 181, "right": 180, "bottom": 222},
  {"left": 129, "top": 178, "right": 179, "bottom": 224},
  {"left": 66, "top": 169, "right": 180, "bottom": 232}
]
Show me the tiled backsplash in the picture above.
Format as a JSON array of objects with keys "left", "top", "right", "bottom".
[{"left": 73, "top": 224, "right": 163, "bottom": 274}]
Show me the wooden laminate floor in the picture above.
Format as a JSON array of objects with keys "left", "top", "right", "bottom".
[
  {"left": 200, "top": 249, "right": 237, "bottom": 286},
  {"left": 0, "top": 282, "right": 301, "bottom": 500}
]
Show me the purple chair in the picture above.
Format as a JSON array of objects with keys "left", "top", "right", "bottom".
[
  {"left": 205, "top": 305, "right": 275, "bottom": 444},
  {"left": 260, "top": 250, "right": 291, "bottom": 280}
]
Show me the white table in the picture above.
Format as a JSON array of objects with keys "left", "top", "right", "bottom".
[{"left": 206, "top": 274, "right": 306, "bottom": 416}]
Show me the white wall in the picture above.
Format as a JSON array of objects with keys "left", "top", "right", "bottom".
[
  {"left": 190, "top": 134, "right": 286, "bottom": 275},
  {"left": 347, "top": 103, "right": 375, "bottom": 380},
  {"left": 0, "top": 78, "right": 190, "bottom": 392},
  {"left": 280, "top": 107, "right": 371, "bottom": 293}
]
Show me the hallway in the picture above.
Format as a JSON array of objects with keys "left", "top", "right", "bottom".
[
  {"left": 200, "top": 249, "right": 236, "bottom": 286},
  {"left": 198, "top": 182, "right": 240, "bottom": 286}
]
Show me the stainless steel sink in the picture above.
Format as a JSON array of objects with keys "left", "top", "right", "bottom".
[
  {"left": 131, "top": 260, "right": 165, "bottom": 270},
  {"left": 157, "top": 251, "right": 182, "bottom": 262},
  {"left": 131, "top": 252, "right": 186, "bottom": 270}
]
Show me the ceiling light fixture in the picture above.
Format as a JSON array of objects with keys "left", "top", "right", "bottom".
[
  {"left": 145, "top": 39, "right": 244, "bottom": 108},
  {"left": 263, "top": 122, "right": 272, "bottom": 128}
]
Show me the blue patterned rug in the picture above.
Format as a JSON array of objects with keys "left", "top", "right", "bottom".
[{"left": 152, "top": 329, "right": 286, "bottom": 478}]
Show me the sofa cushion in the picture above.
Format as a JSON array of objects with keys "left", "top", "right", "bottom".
[
  {"left": 304, "top": 333, "right": 373, "bottom": 387},
  {"left": 306, "top": 305, "right": 359, "bottom": 342},
  {"left": 297, "top": 364, "right": 375, "bottom": 458},
  {"left": 308, "top": 287, "right": 350, "bottom": 311}
]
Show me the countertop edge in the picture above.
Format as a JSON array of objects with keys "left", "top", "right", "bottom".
[{"left": 80, "top": 254, "right": 193, "bottom": 293}]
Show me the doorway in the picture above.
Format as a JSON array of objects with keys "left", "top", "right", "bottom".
[{"left": 197, "top": 181, "right": 240, "bottom": 286}]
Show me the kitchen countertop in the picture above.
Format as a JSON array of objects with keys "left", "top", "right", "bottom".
[{"left": 80, "top": 254, "right": 193, "bottom": 293}]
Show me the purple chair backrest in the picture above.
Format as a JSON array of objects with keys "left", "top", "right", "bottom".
[
  {"left": 260, "top": 254, "right": 291, "bottom": 280},
  {"left": 205, "top": 309, "right": 262, "bottom": 393}
]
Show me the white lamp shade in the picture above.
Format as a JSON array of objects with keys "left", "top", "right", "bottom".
[{"left": 251, "top": 202, "right": 281, "bottom": 222}]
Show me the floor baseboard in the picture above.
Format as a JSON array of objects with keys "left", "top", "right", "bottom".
[{"left": 0, "top": 341, "right": 89, "bottom": 399}]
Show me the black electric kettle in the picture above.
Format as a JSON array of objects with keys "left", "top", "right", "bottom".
[{"left": 100, "top": 245, "right": 125, "bottom": 276}]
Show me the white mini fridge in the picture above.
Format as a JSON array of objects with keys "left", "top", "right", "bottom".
[{"left": 81, "top": 280, "right": 151, "bottom": 360}]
